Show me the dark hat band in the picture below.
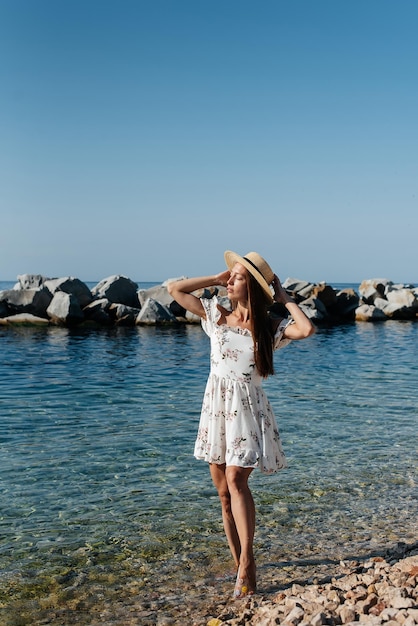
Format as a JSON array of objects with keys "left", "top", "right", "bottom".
[{"left": 243, "top": 256, "right": 268, "bottom": 284}]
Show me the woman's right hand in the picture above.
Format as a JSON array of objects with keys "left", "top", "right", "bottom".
[{"left": 215, "top": 270, "right": 231, "bottom": 287}]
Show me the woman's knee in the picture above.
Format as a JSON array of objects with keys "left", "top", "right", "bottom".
[
  {"left": 225, "top": 466, "right": 252, "bottom": 493},
  {"left": 218, "top": 488, "right": 233, "bottom": 514}
]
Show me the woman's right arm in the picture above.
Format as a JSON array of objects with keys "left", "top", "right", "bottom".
[{"left": 167, "top": 271, "right": 230, "bottom": 319}]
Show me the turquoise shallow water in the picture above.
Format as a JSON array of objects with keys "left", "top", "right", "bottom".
[{"left": 0, "top": 281, "right": 417, "bottom": 624}]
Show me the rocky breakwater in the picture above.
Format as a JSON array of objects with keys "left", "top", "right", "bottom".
[
  {"left": 208, "top": 542, "right": 418, "bottom": 626},
  {"left": 282, "top": 278, "right": 418, "bottom": 323},
  {"left": 0, "top": 274, "right": 417, "bottom": 327}
]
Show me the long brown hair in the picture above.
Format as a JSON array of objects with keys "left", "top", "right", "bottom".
[{"left": 246, "top": 272, "right": 275, "bottom": 377}]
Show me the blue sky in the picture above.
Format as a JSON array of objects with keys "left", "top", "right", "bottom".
[{"left": 1, "top": 1, "right": 417, "bottom": 284}]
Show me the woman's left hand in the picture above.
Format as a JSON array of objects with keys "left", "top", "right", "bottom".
[{"left": 272, "top": 274, "right": 288, "bottom": 303}]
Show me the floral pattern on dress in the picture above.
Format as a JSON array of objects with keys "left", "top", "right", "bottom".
[{"left": 194, "top": 296, "right": 292, "bottom": 474}]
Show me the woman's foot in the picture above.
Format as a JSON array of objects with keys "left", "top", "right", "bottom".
[{"left": 233, "top": 564, "right": 256, "bottom": 598}]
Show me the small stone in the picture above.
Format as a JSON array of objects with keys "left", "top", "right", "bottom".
[
  {"left": 285, "top": 597, "right": 303, "bottom": 609},
  {"left": 326, "top": 589, "right": 341, "bottom": 603},
  {"left": 392, "top": 596, "right": 414, "bottom": 609},
  {"left": 406, "top": 609, "right": 418, "bottom": 621},
  {"left": 396, "top": 609, "right": 410, "bottom": 624},
  {"left": 324, "top": 601, "right": 340, "bottom": 613},
  {"left": 369, "top": 601, "right": 386, "bottom": 616},
  {"left": 310, "top": 612, "right": 328, "bottom": 626},
  {"left": 361, "top": 593, "right": 379, "bottom": 614},
  {"left": 274, "top": 592, "right": 286, "bottom": 603},
  {"left": 283, "top": 605, "right": 304, "bottom": 625},
  {"left": 345, "top": 586, "right": 368, "bottom": 601},
  {"left": 338, "top": 605, "right": 357, "bottom": 623},
  {"left": 380, "top": 607, "right": 399, "bottom": 620}
]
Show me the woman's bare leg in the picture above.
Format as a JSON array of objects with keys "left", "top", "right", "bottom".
[
  {"left": 225, "top": 466, "right": 256, "bottom": 596},
  {"left": 209, "top": 463, "right": 240, "bottom": 569}
]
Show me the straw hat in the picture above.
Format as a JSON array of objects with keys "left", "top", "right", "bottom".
[{"left": 224, "top": 250, "right": 274, "bottom": 303}]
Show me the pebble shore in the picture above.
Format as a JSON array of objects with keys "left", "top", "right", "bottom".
[
  {"left": 85, "top": 542, "right": 418, "bottom": 626},
  {"left": 207, "top": 542, "right": 418, "bottom": 626}
]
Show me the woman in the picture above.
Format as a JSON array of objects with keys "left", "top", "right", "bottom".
[{"left": 167, "top": 250, "right": 315, "bottom": 598}]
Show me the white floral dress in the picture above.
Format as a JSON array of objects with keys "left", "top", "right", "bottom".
[{"left": 194, "top": 296, "right": 292, "bottom": 474}]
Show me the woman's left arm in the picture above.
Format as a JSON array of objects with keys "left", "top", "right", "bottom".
[{"left": 272, "top": 275, "right": 315, "bottom": 340}]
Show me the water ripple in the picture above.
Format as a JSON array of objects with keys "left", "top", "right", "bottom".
[{"left": 0, "top": 322, "right": 416, "bottom": 623}]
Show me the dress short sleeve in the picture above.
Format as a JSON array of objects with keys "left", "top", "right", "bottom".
[
  {"left": 273, "top": 317, "right": 293, "bottom": 351},
  {"left": 200, "top": 297, "right": 222, "bottom": 337}
]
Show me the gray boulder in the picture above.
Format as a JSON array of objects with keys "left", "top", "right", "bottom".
[
  {"left": 92, "top": 275, "right": 139, "bottom": 307},
  {"left": 355, "top": 304, "right": 387, "bottom": 322},
  {"left": 15, "top": 274, "right": 49, "bottom": 289},
  {"left": 358, "top": 281, "right": 418, "bottom": 320},
  {"left": 282, "top": 278, "right": 314, "bottom": 299},
  {"left": 83, "top": 299, "right": 112, "bottom": 325},
  {"left": 0, "top": 301, "right": 9, "bottom": 317},
  {"left": 312, "top": 283, "right": 338, "bottom": 309},
  {"left": 299, "top": 297, "right": 328, "bottom": 321},
  {"left": 136, "top": 298, "right": 177, "bottom": 325},
  {"left": 109, "top": 303, "right": 141, "bottom": 325},
  {"left": 0, "top": 288, "right": 52, "bottom": 318},
  {"left": 138, "top": 283, "right": 172, "bottom": 308},
  {"left": 359, "top": 279, "right": 393, "bottom": 303},
  {"left": 334, "top": 289, "right": 360, "bottom": 319},
  {"left": 373, "top": 297, "right": 406, "bottom": 319},
  {"left": 47, "top": 292, "right": 84, "bottom": 325},
  {"left": 386, "top": 287, "right": 418, "bottom": 309},
  {"left": 44, "top": 277, "right": 93, "bottom": 308}
]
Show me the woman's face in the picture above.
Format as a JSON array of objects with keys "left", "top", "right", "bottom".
[{"left": 227, "top": 263, "right": 249, "bottom": 302}]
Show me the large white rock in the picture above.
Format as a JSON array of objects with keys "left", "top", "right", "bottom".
[
  {"left": 92, "top": 275, "right": 138, "bottom": 307},
  {"left": 282, "top": 278, "right": 313, "bottom": 294},
  {"left": 0, "top": 287, "right": 52, "bottom": 317},
  {"left": 359, "top": 279, "right": 393, "bottom": 296},
  {"left": 83, "top": 299, "right": 112, "bottom": 325},
  {"left": 109, "top": 303, "right": 141, "bottom": 325},
  {"left": 44, "top": 277, "right": 93, "bottom": 308},
  {"left": 355, "top": 304, "right": 387, "bottom": 322},
  {"left": 16, "top": 274, "right": 49, "bottom": 289},
  {"left": 299, "top": 296, "right": 328, "bottom": 321},
  {"left": 136, "top": 298, "right": 177, "bottom": 325},
  {"left": 47, "top": 292, "right": 84, "bottom": 325},
  {"left": 373, "top": 297, "right": 403, "bottom": 318},
  {"left": 386, "top": 288, "right": 417, "bottom": 309},
  {"left": 138, "top": 284, "right": 172, "bottom": 307}
]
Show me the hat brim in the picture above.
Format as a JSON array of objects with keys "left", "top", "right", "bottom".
[{"left": 224, "top": 250, "right": 273, "bottom": 303}]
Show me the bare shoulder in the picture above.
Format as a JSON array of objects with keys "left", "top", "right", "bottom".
[{"left": 216, "top": 303, "right": 231, "bottom": 324}]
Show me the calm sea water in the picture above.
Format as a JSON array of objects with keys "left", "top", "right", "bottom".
[{"left": 0, "top": 281, "right": 417, "bottom": 624}]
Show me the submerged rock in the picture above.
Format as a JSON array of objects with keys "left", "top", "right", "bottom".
[{"left": 0, "top": 313, "right": 50, "bottom": 325}]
